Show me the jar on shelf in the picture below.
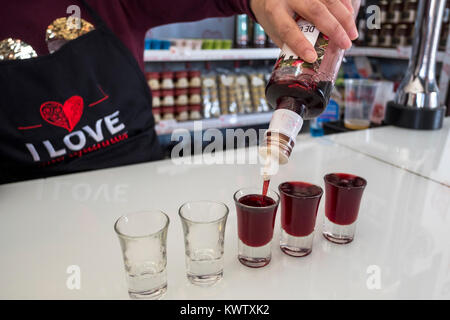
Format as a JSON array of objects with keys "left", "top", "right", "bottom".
[
  {"left": 161, "top": 89, "right": 175, "bottom": 107},
  {"left": 379, "top": 24, "right": 394, "bottom": 48},
  {"left": 161, "top": 71, "right": 175, "bottom": 90},
  {"left": 146, "top": 72, "right": 160, "bottom": 91},
  {"left": 189, "top": 70, "right": 202, "bottom": 88},
  {"left": 189, "top": 87, "right": 202, "bottom": 105},
  {"left": 175, "top": 71, "right": 189, "bottom": 89},
  {"left": 175, "top": 88, "right": 189, "bottom": 106},
  {"left": 152, "top": 90, "right": 161, "bottom": 108},
  {"left": 176, "top": 105, "right": 190, "bottom": 122},
  {"left": 153, "top": 107, "right": 161, "bottom": 123},
  {"left": 388, "top": 0, "right": 403, "bottom": 24},
  {"left": 393, "top": 24, "right": 409, "bottom": 47},
  {"left": 379, "top": 1, "right": 389, "bottom": 24},
  {"left": 366, "top": 28, "right": 379, "bottom": 47},
  {"left": 402, "top": 0, "right": 418, "bottom": 23},
  {"left": 162, "top": 106, "right": 175, "bottom": 120},
  {"left": 189, "top": 104, "right": 202, "bottom": 120}
]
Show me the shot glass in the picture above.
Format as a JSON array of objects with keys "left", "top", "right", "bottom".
[
  {"left": 323, "top": 173, "right": 367, "bottom": 244},
  {"left": 233, "top": 187, "right": 280, "bottom": 268},
  {"left": 114, "top": 210, "right": 169, "bottom": 299},
  {"left": 178, "top": 201, "right": 229, "bottom": 286},
  {"left": 278, "top": 182, "right": 323, "bottom": 257}
]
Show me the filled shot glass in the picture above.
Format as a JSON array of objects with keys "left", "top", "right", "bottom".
[
  {"left": 114, "top": 210, "right": 169, "bottom": 299},
  {"left": 179, "top": 201, "right": 229, "bottom": 286},
  {"left": 234, "top": 187, "right": 280, "bottom": 268},
  {"left": 278, "top": 182, "right": 323, "bottom": 257},
  {"left": 323, "top": 173, "right": 367, "bottom": 244}
]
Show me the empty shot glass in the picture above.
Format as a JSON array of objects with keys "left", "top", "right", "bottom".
[
  {"left": 278, "top": 182, "right": 323, "bottom": 257},
  {"left": 114, "top": 210, "right": 169, "bottom": 299},
  {"left": 234, "top": 187, "right": 280, "bottom": 268},
  {"left": 323, "top": 173, "right": 367, "bottom": 244},
  {"left": 179, "top": 201, "right": 229, "bottom": 286}
]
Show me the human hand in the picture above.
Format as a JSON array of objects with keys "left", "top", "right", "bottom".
[{"left": 250, "top": 0, "right": 359, "bottom": 62}]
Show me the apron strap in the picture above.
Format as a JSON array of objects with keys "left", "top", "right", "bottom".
[{"left": 80, "top": 0, "right": 107, "bottom": 28}]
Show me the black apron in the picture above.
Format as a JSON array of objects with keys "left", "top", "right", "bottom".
[{"left": 0, "top": 0, "right": 163, "bottom": 184}]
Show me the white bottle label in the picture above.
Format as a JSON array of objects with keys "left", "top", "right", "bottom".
[
  {"left": 281, "top": 19, "right": 320, "bottom": 61},
  {"left": 268, "top": 109, "right": 304, "bottom": 140}
]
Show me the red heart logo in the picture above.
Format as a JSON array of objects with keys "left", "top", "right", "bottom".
[{"left": 40, "top": 96, "right": 84, "bottom": 132}]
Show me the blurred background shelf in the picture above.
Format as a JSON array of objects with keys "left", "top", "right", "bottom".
[
  {"left": 144, "top": 47, "right": 447, "bottom": 62},
  {"left": 155, "top": 112, "right": 273, "bottom": 135},
  {"left": 144, "top": 48, "right": 280, "bottom": 62},
  {"left": 347, "top": 46, "right": 447, "bottom": 62}
]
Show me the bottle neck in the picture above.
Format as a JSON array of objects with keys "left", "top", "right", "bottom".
[
  {"left": 260, "top": 101, "right": 305, "bottom": 169},
  {"left": 277, "top": 96, "right": 306, "bottom": 118}
]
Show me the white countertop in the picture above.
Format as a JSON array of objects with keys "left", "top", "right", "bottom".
[{"left": 0, "top": 119, "right": 449, "bottom": 300}]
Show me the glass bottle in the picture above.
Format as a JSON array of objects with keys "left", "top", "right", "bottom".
[
  {"left": 235, "top": 14, "right": 249, "bottom": 48},
  {"left": 260, "top": 0, "right": 361, "bottom": 177}
]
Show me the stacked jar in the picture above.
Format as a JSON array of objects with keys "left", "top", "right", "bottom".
[
  {"left": 188, "top": 70, "right": 203, "bottom": 120},
  {"left": 175, "top": 71, "right": 190, "bottom": 121},
  {"left": 161, "top": 71, "right": 175, "bottom": 120},
  {"left": 146, "top": 72, "right": 162, "bottom": 123},
  {"left": 363, "top": 0, "right": 419, "bottom": 49}
]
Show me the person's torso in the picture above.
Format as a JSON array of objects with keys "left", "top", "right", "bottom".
[{"left": 0, "top": 0, "right": 162, "bottom": 184}]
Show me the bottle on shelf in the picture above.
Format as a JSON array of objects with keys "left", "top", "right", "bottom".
[
  {"left": 253, "top": 23, "right": 267, "bottom": 48},
  {"left": 259, "top": 0, "right": 361, "bottom": 180},
  {"left": 235, "top": 14, "right": 249, "bottom": 48}
]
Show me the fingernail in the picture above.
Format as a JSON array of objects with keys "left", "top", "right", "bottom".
[
  {"left": 305, "top": 49, "right": 317, "bottom": 62},
  {"left": 350, "top": 28, "right": 359, "bottom": 40},
  {"left": 342, "top": 38, "right": 352, "bottom": 49}
]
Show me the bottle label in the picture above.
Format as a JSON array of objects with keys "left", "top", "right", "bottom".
[
  {"left": 274, "top": 16, "right": 329, "bottom": 73},
  {"left": 268, "top": 109, "right": 304, "bottom": 140},
  {"left": 254, "top": 23, "right": 267, "bottom": 43},
  {"left": 236, "top": 15, "right": 249, "bottom": 43}
]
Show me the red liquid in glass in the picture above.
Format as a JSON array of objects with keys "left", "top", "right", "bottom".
[
  {"left": 265, "top": 79, "right": 332, "bottom": 119},
  {"left": 236, "top": 195, "right": 278, "bottom": 247},
  {"left": 324, "top": 173, "right": 367, "bottom": 225},
  {"left": 279, "top": 182, "right": 323, "bottom": 237},
  {"left": 262, "top": 179, "right": 270, "bottom": 197}
]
